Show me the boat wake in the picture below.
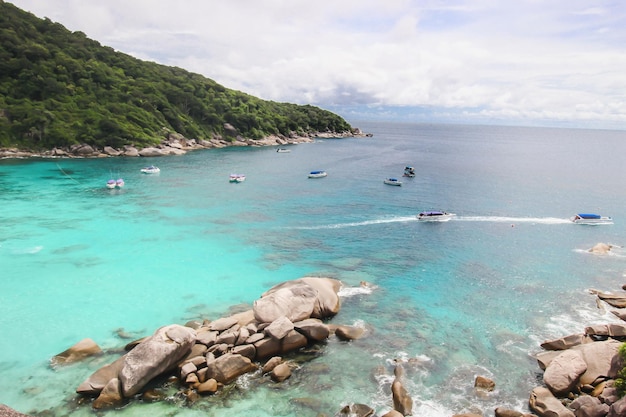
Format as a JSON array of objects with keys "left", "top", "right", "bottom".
[
  {"left": 293, "top": 216, "right": 417, "bottom": 230},
  {"left": 455, "top": 216, "right": 572, "bottom": 224},
  {"left": 292, "top": 215, "right": 573, "bottom": 230}
]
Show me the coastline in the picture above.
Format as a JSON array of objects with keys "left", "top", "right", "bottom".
[
  {"left": 2, "top": 123, "right": 625, "bottom": 417},
  {"left": 0, "top": 128, "right": 372, "bottom": 160}
]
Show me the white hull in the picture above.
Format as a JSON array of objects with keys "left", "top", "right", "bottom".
[
  {"left": 417, "top": 212, "right": 456, "bottom": 222},
  {"left": 308, "top": 172, "right": 327, "bottom": 178},
  {"left": 384, "top": 179, "right": 402, "bottom": 186}
]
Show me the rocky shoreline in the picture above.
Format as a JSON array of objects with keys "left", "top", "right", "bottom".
[
  {"left": 2, "top": 269, "right": 626, "bottom": 416},
  {"left": 0, "top": 125, "right": 372, "bottom": 160}
]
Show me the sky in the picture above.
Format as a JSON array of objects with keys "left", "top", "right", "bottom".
[{"left": 8, "top": 0, "right": 626, "bottom": 129}]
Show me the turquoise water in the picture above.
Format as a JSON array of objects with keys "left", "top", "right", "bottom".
[{"left": 2, "top": 122, "right": 626, "bottom": 416}]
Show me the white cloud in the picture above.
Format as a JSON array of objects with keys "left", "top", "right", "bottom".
[{"left": 8, "top": 0, "right": 626, "bottom": 128}]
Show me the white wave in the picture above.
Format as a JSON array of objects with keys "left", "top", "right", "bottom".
[
  {"left": 456, "top": 216, "right": 571, "bottom": 224},
  {"left": 12, "top": 245, "right": 44, "bottom": 254},
  {"left": 338, "top": 283, "right": 377, "bottom": 297}
]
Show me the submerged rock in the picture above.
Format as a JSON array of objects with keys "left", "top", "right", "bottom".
[{"left": 51, "top": 338, "right": 102, "bottom": 367}]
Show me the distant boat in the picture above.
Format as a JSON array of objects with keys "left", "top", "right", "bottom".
[
  {"left": 308, "top": 170, "right": 327, "bottom": 178},
  {"left": 570, "top": 213, "right": 613, "bottom": 225},
  {"left": 115, "top": 178, "right": 125, "bottom": 188},
  {"left": 384, "top": 178, "right": 402, "bottom": 186},
  {"left": 106, "top": 179, "right": 116, "bottom": 189},
  {"left": 276, "top": 148, "right": 290, "bottom": 153},
  {"left": 229, "top": 174, "right": 246, "bottom": 183},
  {"left": 403, "top": 166, "right": 416, "bottom": 177},
  {"left": 141, "top": 165, "right": 160, "bottom": 174},
  {"left": 417, "top": 211, "right": 456, "bottom": 222}
]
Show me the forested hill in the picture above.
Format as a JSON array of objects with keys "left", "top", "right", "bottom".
[{"left": 0, "top": 1, "right": 354, "bottom": 151}]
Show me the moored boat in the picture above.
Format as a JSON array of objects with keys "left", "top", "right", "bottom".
[
  {"left": 570, "top": 213, "right": 613, "bottom": 225},
  {"left": 106, "top": 179, "right": 116, "bottom": 189},
  {"left": 229, "top": 174, "right": 246, "bottom": 183},
  {"left": 417, "top": 211, "right": 456, "bottom": 222},
  {"left": 403, "top": 166, "right": 416, "bottom": 177},
  {"left": 276, "top": 148, "right": 290, "bottom": 153},
  {"left": 308, "top": 170, "right": 327, "bottom": 178},
  {"left": 115, "top": 178, "right": 125, "bottom": 188},
  {"left": 384, "top": 178, "right": 402, "bottom": 186},
  {"left": 141, "top": 165, "right": 160, "bottom": 174}
]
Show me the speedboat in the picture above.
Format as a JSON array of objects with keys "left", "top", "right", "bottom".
[
  {"left": 115, "top": 178, "right": 125, "bottom": 188},
  {"left": 276, "top": 148, "right": 290, "bottom": 153},
  {"left": 384, "top": 178, "right": 402, "bottom": 186},
  {"left": 229, "top": 174, "right": 246, "bottom": 183},
  {"left": 417, "top": 211, "right": 456, "bottom": 222},
  {"left": 106, "top": 179, "right": 116, "bottom": 189},
  {"left": 403, "top": 166, "right": 416, "bottom": 177},
  {"left": 570, "top": 213, "right": 613, "bottom": 225},
  {"left": 308, "top": 170, "right": 327, "bottom": 178},
  {"left": 141, "top": 165, "right": 160, "bottom": 174}
]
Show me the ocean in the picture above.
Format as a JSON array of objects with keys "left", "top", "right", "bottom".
[{"left": 1, "top": 122, "right": 626, "bottom": 416}]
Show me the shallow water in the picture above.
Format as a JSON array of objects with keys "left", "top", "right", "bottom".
[{"left": 2, "top": 122, "right": 626, "bottom": 416}]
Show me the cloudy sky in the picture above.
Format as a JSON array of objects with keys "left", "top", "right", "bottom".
[{"left": 9, "top": 0, "right": 626, "bottom": 129}]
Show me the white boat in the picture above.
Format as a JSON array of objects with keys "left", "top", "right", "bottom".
[
  {"left": 229, "top": 174, "right": 246, "bottom": 183},
  {"left": 115, "top": 178, "right": 125, "bottom": 188},
  {"left": 141, "top": 165, "right": 160, "bottom": 174},
  {"left": 106, "top": 179, "right": 116, "bottom": 189},
  {"left": 308, "top": 170, "right": 327, "bottom": 178},
  {"left": 276, "top": 148, "right": 290, "bottom": 153},
  {"left": 384, "top": 178, "right": 402, "bottom": 186},
  {"left": 570, "top": 213, "right": 613, "bottom": 225},
  {"left": 417, "top": 211, "right": 456, "bottom": 222},
  {"left": 403, "top": 166, "right": 416, "bottom": 177}
]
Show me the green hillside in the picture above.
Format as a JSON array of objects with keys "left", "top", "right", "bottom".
[{"left": 0, "top": 1, "right": 353, "bottom": 151}]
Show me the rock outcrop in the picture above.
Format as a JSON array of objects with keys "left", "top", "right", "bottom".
[{"left": 75, "top": 277, "right": 345, "bottom": 409}]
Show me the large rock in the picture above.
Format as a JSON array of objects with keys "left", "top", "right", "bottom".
[
  {"left": 0, "top": 404, "right": 32, "bottom": 417},
  {"left": 119, "top": 325, "right": 196, "bottom": 397},
  {"left": 574, "top": 339, "right": 622, "bottom": 385},
  {"left": 265, "top": 316, "right": 294, "bottom": 340},
  {"left": 541, "top": 334, "right": 586, "bottom": 351},
  {"left": 138, "top": 147, "right": 166, "bottom": 157},
  {"left": 589, "top": 243, "right": 613, "bottom": 254},
  {"left": 92, "top": 378, "right": 124, "bottom": 410},
  {"left": 280, "top": 329, "right": 308, "bottom": 353},
  {"left": 391, "top": 378, "right": 413, "bottom": 416},
  {"left": 299, "top": 277, "right": 342, "bottom": 318},
  {"left": 253, "top": 278, "right": 341, "bottom": 324},
  {"left": 204, "top": 353, "right": 257, "bottom": 384},
  {"left": 335, "top": 325, "right": 365, "bottom": 341},
  {"left": 609, "top": 396, "right": 626, "bottom": 417},
  {"left": 543, "top": 349, "right": 587, "bottom": 396},
  {"left": 270, "top": 362, "right": 291, "bottom": 382},
  {"left": 253, "top": 283, "right": 317, "bottom": 323},
  {"left": 529, "top": 386, "right": 575, "bottom": 417},
  {"left": 76, "top": 356, "right": 125, "bottom": 395},
  {"left": 51, "top": 338, "right": 102, "bottom": 366},
  {"left": 596, "top": 293, "right": 626, "bottom": 308},
  {"left": 570, "top": 395, "right": 609, "bottom": 417},
  {"left": 294, "top": 318, "right": 330, "bottom": 342}
]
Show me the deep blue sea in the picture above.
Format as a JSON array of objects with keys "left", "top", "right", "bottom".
[{"left": 2, "top": 122, "right": 626, "bottom": 416}]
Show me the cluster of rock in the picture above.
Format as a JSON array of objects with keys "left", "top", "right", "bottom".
[
  {"left": 0, "top": 123, "right": 370, "bottom": 159},
  {"left": 43, "top": 277, "right": 414, "bottom": 416},
  {"left": 450, "top": 286, "right": 626, "bottom": 417},
  {"left": 518, "top": 285, "right": 626, "bottom": 417}
]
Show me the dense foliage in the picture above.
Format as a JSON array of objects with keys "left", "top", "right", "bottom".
[{"left": 0, "top": 1, "right": 352, "bottom": 150}]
